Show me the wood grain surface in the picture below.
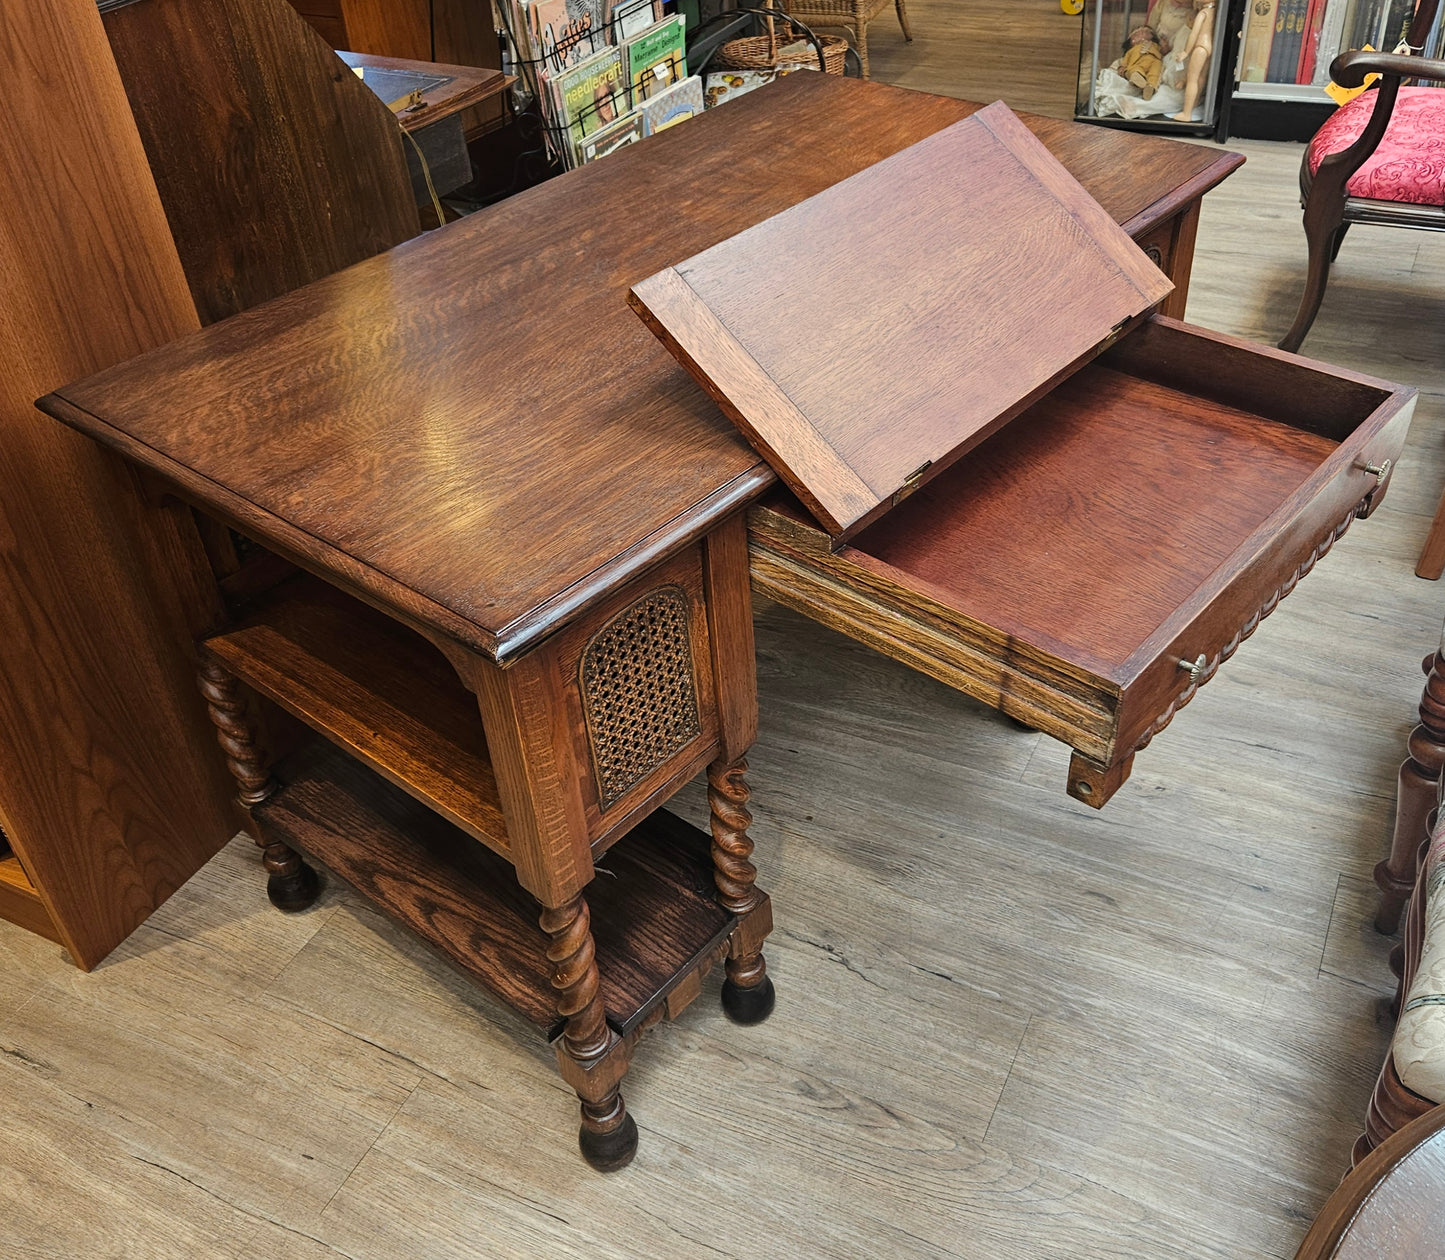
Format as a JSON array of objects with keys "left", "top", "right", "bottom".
[
  {"left": 103, "top": 0, "right": 420, "bottom": 325},
  {"left": 1294, "top": 1104, "right": 1445, "bottom": 1258},
  {"left": 0, "top": 0, "right": 236, "bottom": 968},
  {"left": 258, "top": 742, "right": 735, "bottom": 1036},
  {"left": 39, "top": 74, "right": 1240, "bottom": 665},
  {"left": 629, "top": 102, "right": 1173, "bottom": 540}
]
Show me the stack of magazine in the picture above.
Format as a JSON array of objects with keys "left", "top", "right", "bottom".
[
  {"left": 1240, "top": 0, "right": 1436, "bottom": 87},
  {"left": 499, "top": 0, "right": 706, "bottom": 167}
]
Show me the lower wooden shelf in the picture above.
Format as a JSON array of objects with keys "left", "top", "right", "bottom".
[
  {"left": 0, "top": 844, "right": 62, "bottom": 946},
  {"left": 257, "top": 742, "right": 736, "bottom": 1039}
]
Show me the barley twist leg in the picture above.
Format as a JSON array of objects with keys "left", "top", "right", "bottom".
[
  {"left": 1380, "top": 642, "right": 1445, "bottom": 932},
  {"left": 540, "top": 894, "right": 636, "bottom": 1172},
  {"left": 197, "top": 658, "right": 319, "bottom": 912},
  {"left": 709, "top": 757, "right": 775, "bottom": 1024}
]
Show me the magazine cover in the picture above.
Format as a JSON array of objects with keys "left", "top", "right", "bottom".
[
  {"left": 639, "top": 73, "right": 703, "bottom": 134},
  {"left": 553, "top": 45, "right": 625, "bottom": 163},
  {"left": 606, "top": 0, "right": 662, "bottom": 41},
  {"left": 623, "top": 14, "right": 687, "bottom": 102},
  {"left": 527, "top": 0, "right": 602, "bottom": 71},
  {"left": 579, "top": 111, "right": 645, "bottom": 162}
]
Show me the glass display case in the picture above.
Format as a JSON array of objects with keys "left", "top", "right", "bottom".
[{"left": 1075, "top": 0, "right": 1236, "bottom": 136}]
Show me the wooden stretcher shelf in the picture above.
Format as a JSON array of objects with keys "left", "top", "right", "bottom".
[
  {"left": 203, "top": 575, "right": 511, "bottom": 857},
  {"left": 0, "top": 850, "right": 62, "bottom": 947},
  {"left": 258, "top": 742, "right": 737, "bottom": 1038},
  {"left": 749, "top": 317, "right": 1415, "bottom": 805}
]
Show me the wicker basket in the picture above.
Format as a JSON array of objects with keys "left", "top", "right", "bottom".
[{"left": 713, "top": 19, "right": 849, "bottom": 75}]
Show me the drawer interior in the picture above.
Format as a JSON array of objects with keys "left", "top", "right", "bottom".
[{"left": 847, "top": 321, "right": 1392, "bottom": 678}]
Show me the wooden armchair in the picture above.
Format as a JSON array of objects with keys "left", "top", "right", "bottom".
[
  {"left": 784, "top": 0, "right": 911, "bottom": 78},
  {"left": 1279, "top": 0, "right": 1445, "bottom": 359}
]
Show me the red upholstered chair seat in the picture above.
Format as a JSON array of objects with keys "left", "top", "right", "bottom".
[{"left": 1308, "top": 85, "right": 1445, "bottom": 206}]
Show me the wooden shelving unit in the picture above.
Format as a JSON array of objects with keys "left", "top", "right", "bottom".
[{"left": 260, "top": 743, "right": 735, "bottom": 1038}]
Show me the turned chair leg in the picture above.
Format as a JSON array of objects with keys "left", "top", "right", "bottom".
[
  {"left": 196, "top": 658, "right": 320, "bottom": 912},
  {"left": 708, "top": 757, "right": 776, "bottom": 1025},
  {"left": 1416, "top": 485, "right": 1445, "bottom": 580},
  {"left": 1379, "top": 643, "right": 1445, "bottom": 933},
  {"left": 895, "top": 0, "right": 913, "bottom": 42},
  {"left": 540, "top": 894, "right": 638, "bottom": 1172}
]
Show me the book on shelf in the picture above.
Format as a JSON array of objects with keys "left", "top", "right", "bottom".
[
  {"left": 623, "top": 13, "right": 687, "bottom": 103},
  {"left": 1297, "top": 0, "right": 1328, "bottom": 81},
  {"left": 1311, "top": 0, "right": 1353, "bottom": 82},
  {"left": 1241, "top": 0, "right": 1278, "bottom": 81},
  {"left": 639, "top": 73, "right": 703, "bottom": 134},
  {"left": 1264, "top": 0, "right": 1294, "bottom": 81}
]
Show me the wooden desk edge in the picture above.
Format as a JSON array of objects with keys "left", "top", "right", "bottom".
[
  {"left": 336, "top": 50, "right": 511, "bottom": 130},
  {"left": 35, "top": 391, "right": 775, "bottom": 665},
  {"left": 1117, "top": 147, "right": 1245, "bottom": 238}
]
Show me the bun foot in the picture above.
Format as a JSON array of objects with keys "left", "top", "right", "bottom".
[
  {"left": 722, "top": 975, "right": 776, "bottom": 1025},
  {"left": 267, "top": 861, "right": 321, "bottom": 912},
  {"left": 579, "top": 1110, "right": 638, "bottom": 1173}
]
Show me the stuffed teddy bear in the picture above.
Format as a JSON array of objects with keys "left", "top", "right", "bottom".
[{"left": 1118, "top": 25, "right": 1163, "bottom": 98}]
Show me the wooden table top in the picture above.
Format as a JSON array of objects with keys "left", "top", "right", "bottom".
[
  {"left": 1294, "top": 1105, "right": 1445, "bottom": 1258},
  {"left": 40, "top": 74, "right": 1243, "bottom": 664},
  {"left": 337, "top": 51, "right": 511, "bottom": 132}
]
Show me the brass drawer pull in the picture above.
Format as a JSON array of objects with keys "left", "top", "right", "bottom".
[
  {"left": 1177, "top": 653, "right": 1207, "bottom": 686},
  {"left": 1357, "top": 458, "right": 1392, "bottom": 486}
]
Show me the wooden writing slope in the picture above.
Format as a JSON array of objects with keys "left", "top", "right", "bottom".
[
  {"left": 38, "top": 73, "right": 1251, "bottom": 1169},
  {"left": 632, "top": 104, "right": 1173, "bottom": 542},
  {"left": 633, "top": 100, "right": 1417, "bottom": 807}
]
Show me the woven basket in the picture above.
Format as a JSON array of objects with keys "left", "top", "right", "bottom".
[{"left": 713, "top": 21, "right": 848, "bottom": 75}]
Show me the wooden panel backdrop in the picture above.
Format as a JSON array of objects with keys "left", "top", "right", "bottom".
[
  {"left": 0, "top": 0, "right": 235, "bottom": 967},
  {"left": 104, "top": 0, "right": 420, "bottom": 325}
]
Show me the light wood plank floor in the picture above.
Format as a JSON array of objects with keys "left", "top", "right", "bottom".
[{"left": 6, "top": 12, "right": 1445, "bottom": 1260}]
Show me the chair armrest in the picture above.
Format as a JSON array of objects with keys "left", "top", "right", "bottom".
[{"left": 1333, "top": 49, "right": 1445, "bottom": 87}]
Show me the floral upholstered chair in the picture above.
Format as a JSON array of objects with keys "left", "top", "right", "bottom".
[
  {"left": 1279, "top": 0, "right": 1445, "bottom": 359},
  {"left": 1360, "top": 823, "right": 1445, "bottom": 1163}
]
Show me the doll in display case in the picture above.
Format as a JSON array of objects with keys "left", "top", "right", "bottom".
[
  {"left": 1169, "top": 0, "right": 1216, "bottom": 121},
  {"left": 1119, "top": 25, "right": 1163, "bottom": 98}
]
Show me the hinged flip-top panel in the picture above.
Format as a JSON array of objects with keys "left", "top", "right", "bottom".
[{"left": 629, "top": 101, "right": 1174, "bottom": 543}]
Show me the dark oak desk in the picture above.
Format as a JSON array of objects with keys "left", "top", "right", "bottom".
[{"left": 39, "top": 75, "right": 1255, "bottom": 1168}]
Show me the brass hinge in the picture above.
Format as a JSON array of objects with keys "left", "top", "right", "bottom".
[
  {"left": 892, "top": 460, "right": 933, "bottom": 507},
  {"left": 1101, "top": 317, "right": 1131, "bottom": 350}
]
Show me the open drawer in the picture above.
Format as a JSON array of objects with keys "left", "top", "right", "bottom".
[
  {"left": 747, "top": 316, "right": 1415, "bottom": 806},
  {"left": 628, "top": 103, "right": 1417, "bottom": 807}
]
